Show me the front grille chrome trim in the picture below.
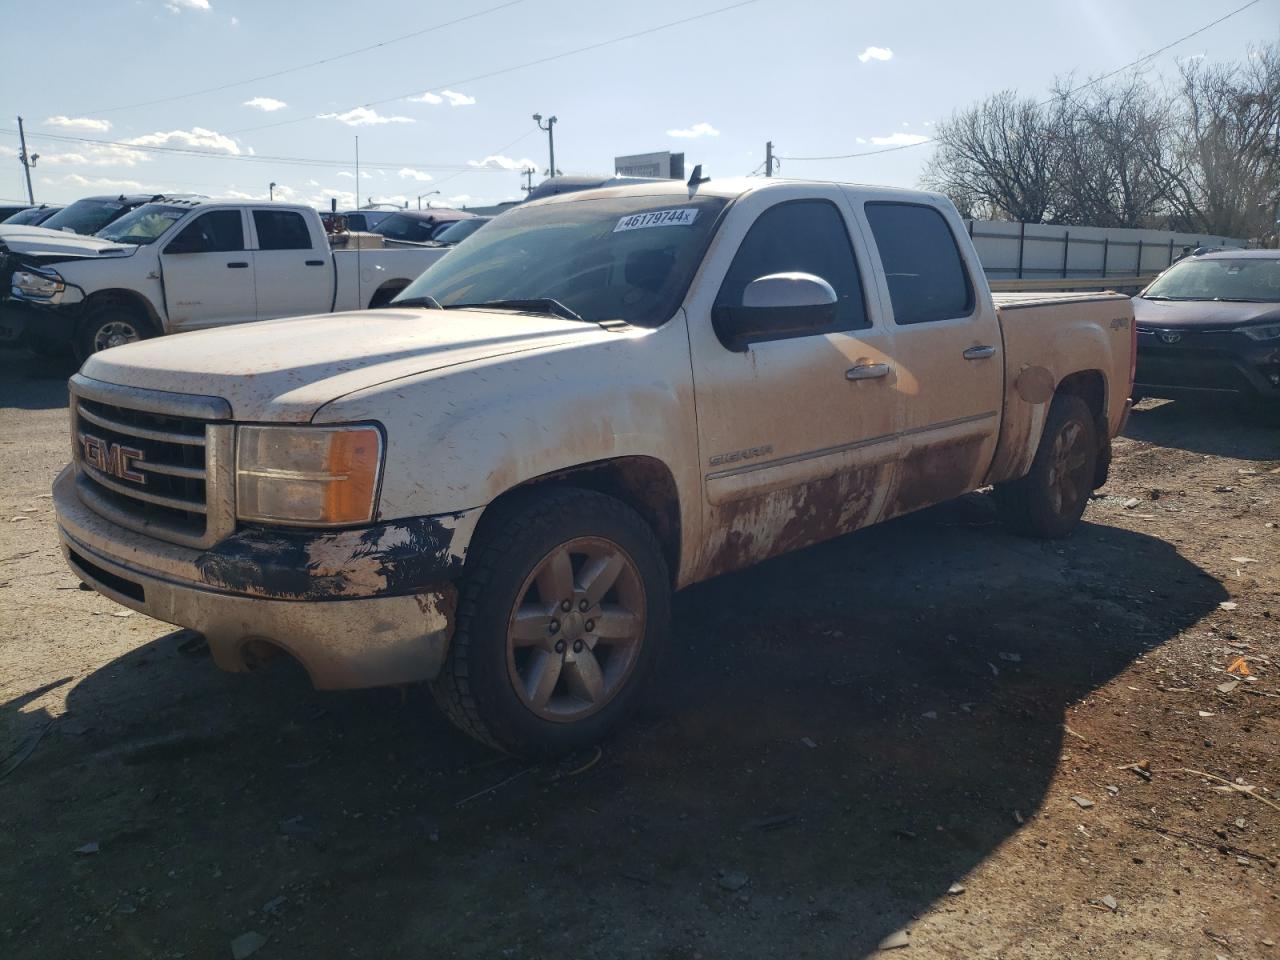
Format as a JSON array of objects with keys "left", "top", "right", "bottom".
[
  {"left": 75, "top": 402, "right": 208, "bottom": 446},
  {"left": 79, "top": 461, "right": 209, "bottom": 514}
]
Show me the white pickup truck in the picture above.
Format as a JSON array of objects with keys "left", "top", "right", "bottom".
[
  {"left": 53, "top": 177, "right": 1135, "bottom": 757},
  {"left": 1, "top": 199, "right": 449, "bottom": 359}
]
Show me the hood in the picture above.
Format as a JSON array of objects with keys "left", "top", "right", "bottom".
[
  {"left": 0, "top": 226, "right": 137, "bottom": 263},
  {"left": 1132, "top": 295, "right": 1280, "bottom": 330},
  {"left": 80, "top": 308, "right": 617, "bottom": 421}
]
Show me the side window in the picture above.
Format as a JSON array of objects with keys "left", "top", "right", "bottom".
[
  {"left": 864, "top": 202, "right": 974, "bottom": 324},
  {"left": 346, "top": 214, "right": 368, "bottom": 231},
  {"left": 714, "top": 199, "right": 868, "bottom": 338},
  {"left": 165, "top": 210, "right": 244, "bottom": 254},
  {"left": 253, "top": 210, "right": 312, "bottom": 250}
]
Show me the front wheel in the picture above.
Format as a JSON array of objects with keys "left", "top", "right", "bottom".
[
  {"left": 74, "top": 304, "right": 156, "bottom": 362},
  {"left": 994, "top": 394, "right": 1098, "bottom": 539},
  {"left": 431, "top": 487, "right": 670, "bottom": 757}
]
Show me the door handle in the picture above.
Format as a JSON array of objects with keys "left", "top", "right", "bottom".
[
  {"left": 305, "top": 259, "right": 325, "bottom": 266},
  {"left": 226, "top": 261, "right": 249, "bottom": 269},
  {"left": 963, "top": 345, "right": 996, "bottom": 360},
  {"left": 846, "top": 362, "right": 890, "bottom": 381}
]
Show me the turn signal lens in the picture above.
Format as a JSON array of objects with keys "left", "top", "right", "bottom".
[{"left": 236, "top": 425, "right": 383, "bottom": 526}]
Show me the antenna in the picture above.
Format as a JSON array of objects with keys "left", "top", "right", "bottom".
[{"left": 355, "top": 135, "right": 363, "bottom": 309}]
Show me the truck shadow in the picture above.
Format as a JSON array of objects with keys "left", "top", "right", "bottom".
[
  {"left": 1125, "top": 397, "right": 1280, "bottom": 459},
  {"left": 0, "top": 348, "right": 75, "bottom": 409},
  {"left": 1, "top": 496, "right": 1223, "bottom": 959}
]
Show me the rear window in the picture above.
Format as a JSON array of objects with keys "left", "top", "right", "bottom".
[
  {"left": 864, "top": 202, "right": 974, "bottom": 324},
  {"left": 253, "top": 210, "right": 312, "bottom": 250}
]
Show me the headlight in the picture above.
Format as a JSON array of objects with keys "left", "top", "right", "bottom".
[
  {"left": 1239, "top": 323, "right": 1280, "bottom": 341},
  {"left": 236, "top": 425, "right": 384, "bottom": 526},
  {"left": 12, "top": 268, "right": 64, "bottom": 299}
]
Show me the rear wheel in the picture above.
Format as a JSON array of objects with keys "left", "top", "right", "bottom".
[
  {"left": 75, "top": 303, "right": 156, "bottom": 361},
  {"left": 431, "top": 487, "right": 670, "bottom": 757},
  {"left": 995, "top": 394, "right": 1098, "bottom": 539}
]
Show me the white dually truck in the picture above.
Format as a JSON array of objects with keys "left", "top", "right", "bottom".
[
  {"left": 1, "top": 199, "right": 450, "bottom": 359},
  {"left": 54, "top": 177, "right": 1135, "bottom": 757}
]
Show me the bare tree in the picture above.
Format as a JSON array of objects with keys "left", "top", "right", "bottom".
[
  {"left": 1051, "top": 73, "right": 1179, "bottom": 228},
  {"left": 1164, "top": 46, "right": 1279, "bottom": 237},
  {"left": 923, "top": 91, "right": 1064, "bottom": 223}
]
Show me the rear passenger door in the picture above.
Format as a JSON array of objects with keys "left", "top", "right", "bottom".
[
  {"left": 856, "top": 197, "right": 1003, "bottom": 516},
  {"left": 249, "top": 209, "right": 335, "bottom": 321}
]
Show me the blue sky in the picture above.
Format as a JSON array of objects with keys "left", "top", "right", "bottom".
[{"left": 1, "top": 0, "right": 1274, "bottom": 210}]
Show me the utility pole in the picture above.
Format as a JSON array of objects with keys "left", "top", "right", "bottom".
[
  {"left": 17, "top": 116, "right": 37, "bottom": 203},
  {"left": 268, "top": 181, "right": 277, "bottom": 201},
  {"left": 533, "top": 113, "right": 557, "bottom": 179},
  {"left": 765, "top": 141, "right": 774, "bottom": 177},
  {"left": 417, "top": 190, "right": 439, "bottom": 209},
  {"left": 521, "top": 167, "right": 536, "bottom": 194}
]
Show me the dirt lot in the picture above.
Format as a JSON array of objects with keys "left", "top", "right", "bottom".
[{"left": 1, "top": 349, "right": 1276, "bottom": 960}]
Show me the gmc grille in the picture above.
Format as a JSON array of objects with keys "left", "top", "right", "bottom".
[{"left": 69, "top": 375, "right": 235, "bottom": 549}]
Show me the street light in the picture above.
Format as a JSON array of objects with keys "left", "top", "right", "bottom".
[
  {"left": 418, "top": 190, "right": 440, "bottom": 210},
  {"left": 533, "top": 113, "right": 557, "bottom": 180},
  {"left": 269, "top": 181, "right": 277, "bottom": 201}
]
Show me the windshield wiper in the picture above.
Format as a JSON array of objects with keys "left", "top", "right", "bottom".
[
  {"left": 1213, "top": 297, "right": 1270, "bottom": 303},
  {"left": 447, "top": 298, "right": 585, "bottom": 322},
  {"left": 1142, "top": 295, "right": 1191, "bottom": 300},
  {"left": 386, "top": 295, "right": 443, "bottom": 310}
]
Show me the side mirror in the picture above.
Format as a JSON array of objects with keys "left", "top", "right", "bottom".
[{"left": 712, "top": 272, "right": 838, "bottom": 351}]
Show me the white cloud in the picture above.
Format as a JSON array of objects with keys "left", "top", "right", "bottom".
[
  {"left": 306, "top": 179, "right": 320, "bottom": 187},
  {"left": 56, "top": 173, "right": 160, "bottom": 191},
  {"left": 230, "top": 15, "right": 238, "bottom": 26},
  {"left": 468, "top": 154, "right": 539, "bottom": 170},
  {"left": 125, "top": 126, "right": 241, "bottom": 154},
  {"left": 869, "top": 132, "right": 931, "bottom": 146},
  {"left": 855, "top": 137, "right": 867, "bottom": 144},
  {"left": 243, "top": 96, "right": 287, "bottom": 112},
  {"left": 407, "top": 92, "right": 443, "bottom": 104},
  {"left": 40, "top": 143, "right": 150, "bottom": 168},
  {"left": 336, "top": 171, "right": 354, "bottom": 179},
  {"left": 44, "top": 115, "right": 112, "bottom": 132},
  {"left": 398, "top": 167, "right": 433, "bottom": 182},
  {"left": 165, "top": 0, "right": 210, "bottom": 11},
  {"left": 857, "top": 46, "right": 893, "bottom": 63},
  {"left": 666, "top": 122, "right": 719, "bottom": 139},
  {"left": 440, "top": 90, "right": 476, "bottom": 106},
  {"left": 318, "top": 106, "right": 413, "bottom": 126}
]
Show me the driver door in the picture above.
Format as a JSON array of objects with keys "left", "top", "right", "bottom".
[
  {"left": 160, "top": 208, "right": 257, "bottom": 331},
  {"left": 685, "top": 187, "right": 902, "bottom": 578}
]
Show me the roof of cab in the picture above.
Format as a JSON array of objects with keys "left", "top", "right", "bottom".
[{"left": 521, "top": 176, "right": 954, "bottom": 209}]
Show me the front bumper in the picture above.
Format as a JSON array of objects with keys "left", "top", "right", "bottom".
[
  {"left": 0, "top": 297, "right": 79, "bottom": 345},
  {"left": 1135, "top": 327, "right": 1280, "bottom": 399},
  {"left": 54, "top": 465, "right": 473, "bottom": 690}
]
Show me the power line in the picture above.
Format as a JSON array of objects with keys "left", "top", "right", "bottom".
[
  {"left": 778, "top": 0, "right": 1262, "bottom": 162},
  {"left": 0, "top": 127, "right": 527, "bottom": 173},
  {"left": 229, "top": 0, "right": 761, "bottom": 135},
  {"left": 75, "top": 1, "right": 525, "bottom": 116}
]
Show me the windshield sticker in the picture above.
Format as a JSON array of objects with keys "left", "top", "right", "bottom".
[{"left": 613, "top": 208, "right": 699, "bottom": 232}]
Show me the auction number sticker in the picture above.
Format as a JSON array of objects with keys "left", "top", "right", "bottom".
[{"left": 614, "top": 208, "right": 699, "bottom": 232}]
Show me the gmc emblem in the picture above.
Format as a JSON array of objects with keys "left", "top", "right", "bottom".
[{"left": 79, "top": 433, "right": 146, "bottom": 484}]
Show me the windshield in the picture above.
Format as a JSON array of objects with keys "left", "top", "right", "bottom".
[
  {"left": 3, "top": 206, "right": 58, "bottom": 226},
  {"left": 372, "top": 213, "right": 440, "bottom": 244},
  {"left": 394, "top": 194, "right": 730, "bottom": 327},
  {"left": 95, "top": 204, "right": 188, "bottom": 245},
  {"left": 40, "top": 198, "right": 128, "bottom": 235},
  {"left": 432, "top": 218, "right": 489, "bottom": 244},
  {"left": 1144, "top": 257, "right": 1280, "bottom": 303}
]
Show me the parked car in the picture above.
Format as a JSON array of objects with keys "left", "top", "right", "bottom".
[
  {"left": 369, "top": 208, "right": 476, "bottom": 245},
  {"left": 0, "top": 194, "right": 202, "bottom": 239},
  {"left": 339, "top": 207, "right": 401, "bottom": 232},
  {"left": 3, "top": 204, "right": 63, "bottom": 226},
  {"left": 1132, "top": 250, "right": 1280, "bottom": 402},
  {"left": 0, "top": 204, "right": 33, "bottom": 222},
  {"left": 0, "top": 199, "right": 452, "bottom": 358},
  {"left": 429, "top": 216, "right": 491, "bottom": 245},
  {"left": 52, "top": 177, "right": 1134, "bottom": 756}
]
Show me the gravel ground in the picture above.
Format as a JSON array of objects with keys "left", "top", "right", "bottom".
[{"left": 1, "top": 349, "right": 1276, "bottom": 959}]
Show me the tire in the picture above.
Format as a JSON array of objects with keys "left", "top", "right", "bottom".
[
  {"left": 994, "top": 394, "right": 1098, "bottom": 539},
  {"left": 74, "top": 303, "right": 156, "bottom": 362},
  {"left": 431, "top": 486, "right": 670, "bottom": 758}
]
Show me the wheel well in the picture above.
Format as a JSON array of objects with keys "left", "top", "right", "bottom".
[
  {"left": 367, "top": 279, "right": 410, "bottom": 308},
  {"left": 486, "top": 457, "right": 682, "bottom": 583},
  {"left": 82, "top": 289, "right": 161, "bottom": 332},
  {"left": 1054, "top": 369, "right": 1109, "bottom": 488}
]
